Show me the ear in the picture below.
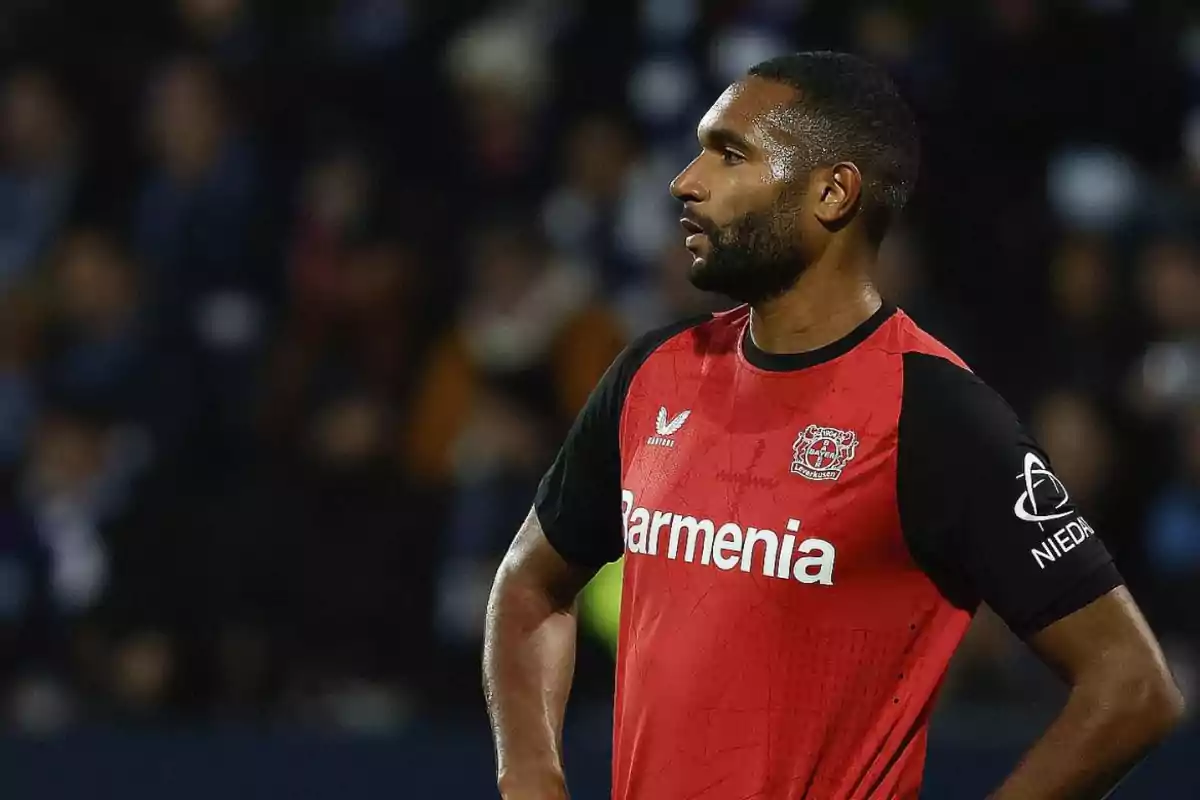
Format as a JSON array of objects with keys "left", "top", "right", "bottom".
[{"left": 812, "top": 162, "right": 863, "bottom": 227}]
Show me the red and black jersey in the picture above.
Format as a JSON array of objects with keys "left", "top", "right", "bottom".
[{"left": 535, "top": 302, "right": 1122, "bottom": 800}]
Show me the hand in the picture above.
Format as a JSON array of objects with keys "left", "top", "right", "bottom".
[{"left": 497, "top": 770, "right": 569, "bottom": 800}]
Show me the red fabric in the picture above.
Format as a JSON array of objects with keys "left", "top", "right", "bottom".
[{"left": 609, "top": 306, "right": 972, "bottom": 800}]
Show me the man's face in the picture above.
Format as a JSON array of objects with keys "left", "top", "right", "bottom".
[{"left": 669, "top": 78, "right": 817, "bottom": 305}]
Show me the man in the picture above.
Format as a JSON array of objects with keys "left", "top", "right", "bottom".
[{"left": 484, "top": 52, "right": 1184, "bottom": 799}]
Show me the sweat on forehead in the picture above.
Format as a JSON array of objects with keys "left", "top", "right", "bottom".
[
  {"left": 708, "top": 77, "right": 798, "bottom": 114},
  {"left": 703, "top": 80, "right": 819, "bottom": 138},
  {"left": 763, "top": 104, "right": 836, "bottom": 162},
  {"left": 703, "top": 89, "right": 828, "bottom": 168}
]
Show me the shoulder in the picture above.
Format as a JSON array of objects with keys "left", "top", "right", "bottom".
[
  {"left": 571, "top": 312, "right": 716, "bottom": 421},
  {"left": 900, "top": 350, "right": 1018, "bottom": 446},
  {"left": 890, "top": 308, "right": 970, "bottom": 370},
  {"left": 889, "top": 307, "right": 1015, "bottom": 438},
  {"left": 897, "top": 348, "right": 1037, "bottom": 524},
  {"left": 614, "top": 312, "right": 718, "bottom": 375},
  {"left": 634, "top": 311, "right": 719, "bottom": 348}
]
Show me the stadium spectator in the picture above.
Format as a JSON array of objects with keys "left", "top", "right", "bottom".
[
  {"left": 442, "top": 6, "right": 553, "bottom": 211},
  {"left": 1145, "top": 405, "right": 1200, "bottom": 639},
  {"left": 173, "top": 0, "right": 261, "bottom": 69},
  {"left": 219, "top": 386, "right": 433, "bottom": 728},
  {"left": 1144, "top": 404, "right": 1200, "bottom": 708},
  {"left": 133, "top": 56, "right": 273, "bottom": 474},
  {"left": 406, "top": 221, "right": 623, "bottom": 644},
  {"left": 38, "top": 231, "right": 147, "bottom": 428},
  {"left": 1129, "top": 235, "right": 1200, "bottom": 420},
  {"left": 1042, "top": 233, "right": 1133, "bottom": 406},
  {"left": 540, "top": 113, "right": 644, "bottom": 292},
  {"left": 264, "top": 146, "right": 416, "bottom": 445},
  {"left": 0, "top": 466, "right": 56, "bottom": 716},
  {"left": 0, "top": 68, "right": 81, "bottom": 291},
  {"left": 0, "top": 288, "right": 42, "bottom": 467}
]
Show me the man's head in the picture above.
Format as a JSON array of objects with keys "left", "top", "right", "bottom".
[
  {"left": 670, "top": 51, "right": 919, "bottom": 305},
  {"left": 3, "top": 68, "right": 74, "bottom": 167},
  {"left": 146, "top": 57, "right": 228, "bottom": 181}
]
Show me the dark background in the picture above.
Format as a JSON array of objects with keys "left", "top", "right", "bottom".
[{"left": 0, "top": 0, "right": 1197, "bottom": 796}]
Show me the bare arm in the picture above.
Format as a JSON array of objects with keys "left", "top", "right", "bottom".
[
  {"left": 484, "top": 507, "right": 598, "bottom": 800},
  {"left": 482, "top": 323, "right": 676, "bottom": 796},
  {"left": 988, "top": 587, "right": 1186, "bottom": 799}
]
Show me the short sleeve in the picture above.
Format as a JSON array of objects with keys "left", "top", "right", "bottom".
[
  {"left": 534, "top": 315, "right": 710, "bottom": 569},
  {"left": 897, "top": 352, "right": 1123, "bottom": 639}
]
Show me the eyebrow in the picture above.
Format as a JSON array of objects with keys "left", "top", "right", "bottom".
[{"left": 699, "top": 125, "right": 755, "bottom": 154}]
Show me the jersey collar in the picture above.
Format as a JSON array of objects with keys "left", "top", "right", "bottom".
[{"left": 740, "top": 300, "right": 896, "bottom": 372}]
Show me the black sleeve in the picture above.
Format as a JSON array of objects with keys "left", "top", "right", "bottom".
[
  {"left": 897, "top": 353, "right": 1124, "bottom": 639},
  {"left": 533, "top": 315, "right": 710, "bottom": 569}
]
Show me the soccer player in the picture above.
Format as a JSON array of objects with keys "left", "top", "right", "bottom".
[{"left": 484, "top": 52, "right": 1184, "bottom": 799}]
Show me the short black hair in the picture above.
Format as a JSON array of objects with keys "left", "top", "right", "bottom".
[{"left": 747, "top": 51, "right": 919, "bottom": 243}]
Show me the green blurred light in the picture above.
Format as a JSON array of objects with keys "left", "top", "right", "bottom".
[{"left": 578, "top": 558, "right": 623, "bottom": 655}]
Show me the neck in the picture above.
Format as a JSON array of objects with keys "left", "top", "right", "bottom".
[{"left": 748, "top": 247, "right": 881, "bottom": 355}]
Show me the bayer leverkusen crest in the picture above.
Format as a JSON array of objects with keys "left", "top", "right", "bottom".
[{"left": 791, "top": 424, "right": 859, "bottom": 481}]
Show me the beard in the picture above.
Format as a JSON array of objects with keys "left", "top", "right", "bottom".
[{"left": 686, "top": 197, "right": 808, "bottom": 305}]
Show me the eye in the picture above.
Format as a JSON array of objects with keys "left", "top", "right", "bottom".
[{"left": 721, "top": 148, "right": 746, "bottom": 165}]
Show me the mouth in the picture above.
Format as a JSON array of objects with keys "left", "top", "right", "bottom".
[{"left": 680, "top": 217, "right": 709, "bottom": 255}]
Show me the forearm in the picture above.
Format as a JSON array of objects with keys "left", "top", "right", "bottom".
[
  {"left": 988, "top": 678, "right": 1184, "bottom": 799},
  {"left": 483, "top": 565, "right": 579, "bottom": 792}
]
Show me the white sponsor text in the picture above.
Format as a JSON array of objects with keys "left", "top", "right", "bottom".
[{"left": 620, "top": 490, "right": 836, "bottom": 584}]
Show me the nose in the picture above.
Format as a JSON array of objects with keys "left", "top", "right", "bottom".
[{"left": 670, "top": 157, "right": 708, "bottom": 203}]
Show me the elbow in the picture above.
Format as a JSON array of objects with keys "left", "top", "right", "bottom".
[
  {"left": 1146, "top": 677, "right": 1187, "bottom": 738},
  {"left": 1104, "top": 670, "right": 1187, "bottom": 744}
]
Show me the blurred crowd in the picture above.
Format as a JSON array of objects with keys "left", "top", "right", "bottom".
[{"left": 0, "top": 0, "right": 1197, "bottom": 733}]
